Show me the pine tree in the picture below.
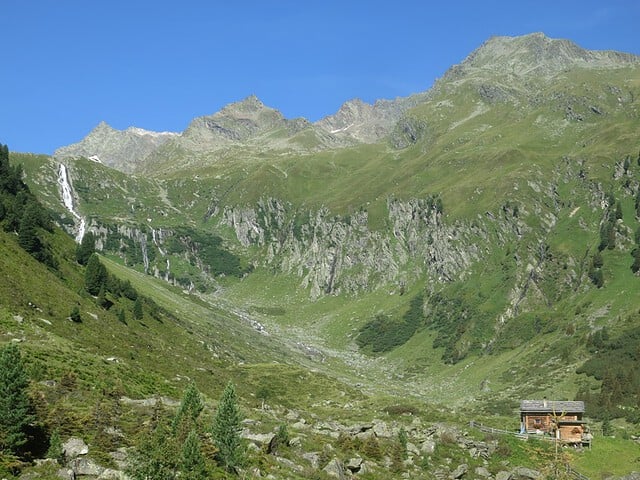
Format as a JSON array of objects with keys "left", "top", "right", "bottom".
[
  {"left": 211, "top": 382, "right": 244, "bottom": 472},
  {"left": 84, "top": 253, "right": 107, "bottom": 296},
  {"left": 615, "top": 201, "right": 623, "bottom": 220},
  {"left": 17, "top": 201, "right": 42, "bottom": 255},
  {"left": 180, "top": 430, "right": 208, "bottom": 480},
  {"left": 592, "top": 251, "right": 604, "bottom": 269},
  {"left": 69, "top": 306, "right": 82, "bottom": 323},
  {"left": 126, "top": 422, "right": 178, "bottom": 480},
  {"left": 172, "top": 383, "right": 204, "bottom": 439},
  {"left": 75, "top": 232, "right": 95, "bottom": 265},
  {"left": 97, "top": 283, "right": 107, "bottom": 309},
  {"left": 0, "top": 344, "right": 35, "bottom": 456},
  {"left": 46, "top": 429, "right": 64, "bottom": 465},
  {"left": 589, "top": 267, "right": 604, "bottom": 288},
  {"left": 631, "top": 248, "right": 640, "bottom": 274},
  {"left": 133, "top": 297, "right": 144, "bottom": 320}
]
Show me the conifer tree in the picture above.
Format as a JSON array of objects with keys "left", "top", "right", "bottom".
[
  {"left": 84, "top": 253, "right": 107, "bottom": 296},
  {"left": 97, "top": 283, "right": 107, "bottom": 309},
  {"left": 615, "top": 201, "right": 623, "bottom": 220},
  {"left": 75, "top": 232, "right": 95, "bottom": 265},
  {"left": 46, "top": 429, "right": 64, "bottom": 465},
  {"left": 17, "top": 202, "right": 42, "bottom": 255},
  {"left": 133, "top": 297, "right": 144, "bottom": 320},
  {"left": 0, "top": 344, "right": 35, "bottom": 456},
  {"left": 211, "top": 381, "right": 244, "bottom": 472},
  {"left": 631, "top": 248, "right": 640, "bottom": 274},
  {"left": 69, "top": 305, "right": 82, "bottom": 323},
  {"left": 126, "top": 422, "right": 177, "bottom": 480},
  {"left": 172, "top": 383, "right": 203, "bottom": 439},
  {"left": 180, "top": 429, "right": 208, "bottom": 480}
]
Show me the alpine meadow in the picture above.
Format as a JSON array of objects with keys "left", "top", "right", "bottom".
[{"left": 2, "top": 33, "right": 640, "bottom": 479}]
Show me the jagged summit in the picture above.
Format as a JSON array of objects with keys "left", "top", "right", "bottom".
[
  {"left": 54, "top": 121, "right": 178, "bottom": 172},
  {"left": 219, "top": 94, "right": 270, "bottom": 115},
  {"left": 444, "top": 32, "right": 640, "bottom": 81},
  {"left": 180, "top": 95, "right": 289, "bottom": 147},
  {"left": 315, "top": 94, "right": 428, "bottom": 144},
  {"left": 55, "top": 33, "right": 640, "bottom": 172}
]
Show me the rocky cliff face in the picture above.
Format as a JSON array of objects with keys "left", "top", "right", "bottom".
[{"left": 220, "top": 196, "right": 486, "bottom": 298}]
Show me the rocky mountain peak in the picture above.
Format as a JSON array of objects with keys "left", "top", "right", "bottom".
[
  {"left": 220, "top": 94, "right": 268, "bottom": 115},
  {"left": 180, "top": 96, "right": 288, "bottom": 148},
  {"left": 315, "top": 93, "right": 429, "bottom": 144},
  {"left": 54, "top": 122, "right": 177, "bottom": 172},
  {"left": 445, "top": 32, "right": 640, "bottom": 81}
]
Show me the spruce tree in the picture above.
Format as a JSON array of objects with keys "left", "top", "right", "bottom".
[
  {"left": 211, "top": 381, "right": 244, "bottom": 472},
  {"left": 180, "top": 429, "right": 208, "bottom": 480},
  {"left": 70, "top": 305, "right": 82, "bottom": 323},
  {"left": 17, "top": 202, "right": 42, "bottom": 255},
  {"left": 592, "top": 251, "right": 604, "bottom": 269},
  {"left": 631, "top": 248, "right": 640, "bottom": 274},
  {"left": 0, "top": 344, "right": 35, "bottom": 456},
  {"left": 172, "top": 383, "right": 203, "bottom": 439},
  {"left": 46, "top": 429, "right": 64, "bottom": 465},
  {"left": 75, "top": 232, "right": 95, "bottom": 265},
  {"left": 126, "top": 422, "right": 177, "bottom": 480},
  {"left": 97, "top": 284, "right": 107, "bottom": 309},
  {"left": 84, "top": 253, "right": 107, "bottom": 296},
  {"left": 615, "top": 201, "right": 623, "bottom": 220},
  {"left": 133, "top": 297, "right": 144, "bottom": 320}
]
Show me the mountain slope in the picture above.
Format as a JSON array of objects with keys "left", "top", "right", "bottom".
[{"left": 25, "top": 32, "right": 640, "bottom": 425}]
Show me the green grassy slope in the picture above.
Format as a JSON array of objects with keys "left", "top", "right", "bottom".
[{"left": 16, "top": 63, "right": 640, "bottom": 411}]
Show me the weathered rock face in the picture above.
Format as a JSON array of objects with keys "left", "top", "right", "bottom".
[
  {"left": 221, "top": 197, "right": 483, "bottom": 298},
  {"left": 180, "top": 95, "right": 290, "bottom": 150},
  {"left": 315, "top": 95, "right": 428, "bottom": 144},
  {"left": 54, "top": 122, "right": 178, "bottom": 173}
]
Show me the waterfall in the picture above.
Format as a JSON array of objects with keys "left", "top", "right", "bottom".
[
  {"left": 152, "top": 228, "right": 166, "bottom": 256},
  {"left": 140, "top": 235, "right": 149, "bottom": 273},
  {"left": 57, "top": 163, "right": 85, "bottom": 243}
]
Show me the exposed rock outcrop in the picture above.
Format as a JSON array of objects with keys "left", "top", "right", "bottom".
[{"left": 221, "top": 197, "right": 483, "bottom": 298}]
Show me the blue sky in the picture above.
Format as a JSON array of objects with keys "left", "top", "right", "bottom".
[{"left": 2, "top": 1, "right": 639, "bottom": 154}]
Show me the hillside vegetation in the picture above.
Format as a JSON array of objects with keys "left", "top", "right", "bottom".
[{"left": 3, "top": 33, "right": 640, "bottom": 478}]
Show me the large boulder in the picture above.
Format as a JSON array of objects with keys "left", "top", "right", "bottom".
[
  {"left": 512, "top": 467, "right": 542, "bottom": 479},
  {"left": 496, "top": 471, "right": 512, "bottom": 480},
  {"left": 323, "top": 458, "right": 347, "bottom": 479},
  {"left": 420, "top": 439, "right": 436, "bottom": 454},
  {"left": 475, "top": 466, "right": 492, "bottom": 478},
  {"left": 451, "top": 463, "right": 468, "bottom": 479},
  {"left": 345, "top": 456, "right": 363, "bottom": 473},
  {"left": 70, "top": 457, "right": 104, "bottom": 477},
  {"left": 98, "top": 468, "right": 128, "bottom": 479},
  {"left": 62, "top": 437, "right": 88, "bottom": 459},
  {"left": 371, "top": 420, "right": 394, "bottom": 438}
]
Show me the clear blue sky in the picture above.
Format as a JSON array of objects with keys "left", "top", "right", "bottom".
[{"left": 2, "top": 0, "right": 639, "bottom": 154}]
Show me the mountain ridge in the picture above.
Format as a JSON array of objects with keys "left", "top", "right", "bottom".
[{"left": 54, "top": 32, "right": 640, "bottom": 173}]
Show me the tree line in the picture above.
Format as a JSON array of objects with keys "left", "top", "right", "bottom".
[{"left": 0, "top": 144, "right": 56, "bottom": 268}]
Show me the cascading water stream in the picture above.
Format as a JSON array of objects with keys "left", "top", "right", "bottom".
[{"left": 57, "top": 163, "right": 85, "bottom": 243}]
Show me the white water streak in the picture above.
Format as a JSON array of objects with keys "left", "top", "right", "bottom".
[{"left": 57, "top": 163, "right": 85, "bottom": 243}]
